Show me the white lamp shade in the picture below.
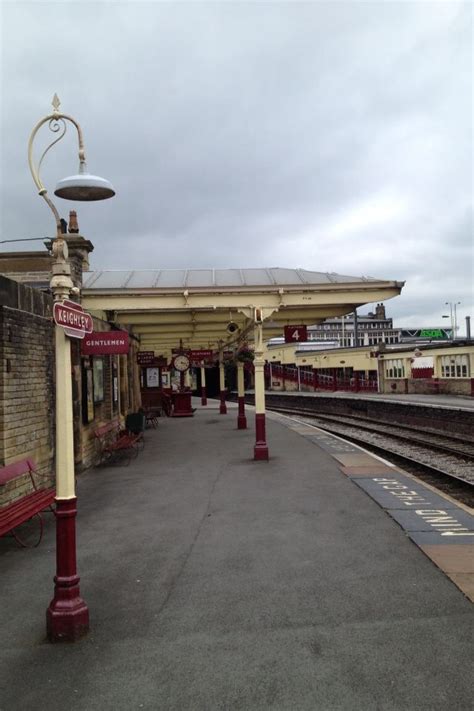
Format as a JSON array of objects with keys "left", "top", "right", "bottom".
[{"left": 54, "top": 173, "right": 115, "bottom": 201}]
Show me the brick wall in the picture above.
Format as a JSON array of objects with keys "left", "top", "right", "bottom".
[
  {"left": 0, "top": 276, "right": 55, "bottom": 501},
  {"left": 1, "top": 254, "right": 141, "bottom": 504}
]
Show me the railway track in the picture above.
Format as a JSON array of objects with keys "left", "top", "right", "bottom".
[{"left": 268, "top": 405, "right": 474, "bottom": 508}]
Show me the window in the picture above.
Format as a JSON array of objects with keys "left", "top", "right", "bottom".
[
  {"left": 440, "top": 354, "right": 470, "bottom": 378},
  {"left": 385, "top": 359, "right": 405, "bottom": 378}
]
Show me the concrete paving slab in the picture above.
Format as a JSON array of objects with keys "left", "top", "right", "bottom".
[
  {"left": 340, "top": 464, "right": 397, "bottom": 477},
  {"left": 447, "top": 573, "right": 474, "bottom": 602},
  {"left": 330, "top": 451, "right": 378, "bottom": 465},
  {"left": 420, "top": 544, "right": 474, "bottom": 573}
]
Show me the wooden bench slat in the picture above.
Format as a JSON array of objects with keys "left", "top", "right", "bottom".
[
  {"left": 0, "top": 490, "right": 55, "bottom": 536},
  {"left": 0, "top": 489, "right": 55, "bottom": 516},
  {"left": 0, "top": 459, "right": 55, "bottom": 541},
  {"left": 94, "top": 420, "right": 143, "bottom": 464},
  {"left": 0, "top": 458, "right": 36, "bottom": 486}
]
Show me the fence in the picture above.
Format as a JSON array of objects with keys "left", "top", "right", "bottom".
[{"left": 266, "top": 364, "right": 378, "bottom": 393}]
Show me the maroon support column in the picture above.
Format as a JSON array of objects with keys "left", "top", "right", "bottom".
[
  {"left": 254, "top": 413, "right": 269, "bottom": 460},
  {"left": 237, "top": 397, "right": 247, "bottom": 429},
  {"left": 219, "top": 361, "right": 227, "bottom": 414},
  {"left": 46, "top": 498, "right": 89, "bottom": 642},
  {"left": 200, "top": 365, "right": 207, "bottom": 405},
  {"left": 237, "top": 361, "right": 247, "bottom": 429},
  {"left": 220, "top": 388, "right": 227, "bottom": 414},
  {"left": 253, "top": 325, "right": 269, "bottom": 459}
]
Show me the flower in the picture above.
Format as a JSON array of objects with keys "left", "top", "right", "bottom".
[{"left": 236, "top": 346, "right": 254, "bottom": 363}]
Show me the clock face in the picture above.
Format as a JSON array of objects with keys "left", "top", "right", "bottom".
[{"left": 174, "top": 354, "right": 190, "bottom": 372}]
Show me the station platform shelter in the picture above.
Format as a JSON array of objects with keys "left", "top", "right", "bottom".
[
  {"left": 1, "top": 398, "right": 472, "bottom": 709},
  {"left": 82, "top": 266, "right": 405, "bottom": 461}
]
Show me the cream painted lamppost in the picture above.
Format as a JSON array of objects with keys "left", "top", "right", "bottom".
[
  {"left": 200, "top": 362, "right": 208, "bottom": 405},
  {"left": 218, "top": 344, "right": 227, "bottom": 415},
  {"left": 28, "top": 95, "right": 115, "bottom": 642}
]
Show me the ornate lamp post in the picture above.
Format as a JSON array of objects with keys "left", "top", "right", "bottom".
[{"left": 28, "top": 95, "right": 114, "bottom": 642}]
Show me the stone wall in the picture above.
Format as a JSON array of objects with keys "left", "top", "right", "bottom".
[
  {"left": 382, "top": 377, "right": 472, "bottom": 396},
  {"left": 242, "top": 392, "right": 474, "bottom": 438},
  {"left": 0, "top": 274, "right": 142, "bottom": 505},
  {"left": 0, "top": 276, "right": 55, "bottom": 500}
]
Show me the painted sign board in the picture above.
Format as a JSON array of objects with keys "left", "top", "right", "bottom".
[
  {"left": 53, "top": 299, "right": 93, "bottom": 339},
  {"left": 190, "top": 349, "right": 213, "bottom": 360},
  {"left": 190, "top": 349, "right": 214, "bottom": 366},
  {"left": 137, "top": 351, "right": 155, "bottom": 365},
  {"left": 284, "top": 325, "right": 308, "bottom": 343},
  {"left": 82, "top": 331, "right": 129, "bottom": 355},
  {"left": 401, "top": 328, "right": 451, "bottom": 340}
]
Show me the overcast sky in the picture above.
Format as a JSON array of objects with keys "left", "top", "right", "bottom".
[{"left": 1, "top": 1, "right": 472, "bottom": 332}]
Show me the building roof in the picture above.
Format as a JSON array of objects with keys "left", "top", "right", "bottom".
[
  {"left": 83, "top": 268, "right": 380, "bottom": 290},
  {"left": 82, "top": 267, "right": 404, "bottom": 354}
]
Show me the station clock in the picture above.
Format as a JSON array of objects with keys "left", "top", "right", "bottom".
[{"left": 173, "top": 354, "right": 190, "bottom": 372}]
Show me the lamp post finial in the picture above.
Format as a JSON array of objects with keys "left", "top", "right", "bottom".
[{"left": 52, "top": 93, "right": 61, "bottom": 113}]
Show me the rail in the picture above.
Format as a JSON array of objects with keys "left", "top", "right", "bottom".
[{"left": 266, "top": 364, "right": 378, "bottom": 393}]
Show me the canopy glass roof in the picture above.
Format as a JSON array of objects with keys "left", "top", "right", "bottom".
[
  {"left": 83, "top": 268, "right": 380, "bottom": 290},
  {"left": 82, "top": 267, "right": 404, "bottom": 354}
]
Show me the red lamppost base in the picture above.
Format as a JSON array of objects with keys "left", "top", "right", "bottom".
[
  {"left": 201, "top": 386, "right": 207, "bottom": 406},
  {"left": 237, "top": 396, "right": 247, "bottom": 429},
  {"left": 47, "top": 593, "right": 89, "bottom": 643},
  {"left": 46, "top": 498, "right": 89, "bottom": 643},
  {"left": 219, "top": 390, "right": 227, "bottom": 414},
  {"left": 254, "top": 413, "right": 269, "bottom": 460}
]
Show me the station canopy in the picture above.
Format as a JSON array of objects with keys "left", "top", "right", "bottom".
[{"left": 82, "top": 268, "right": 404, "bottom": 356}]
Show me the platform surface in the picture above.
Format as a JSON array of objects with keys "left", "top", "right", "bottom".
[{"left": 1, "top": 400, "right": 473, "bottom": 710}]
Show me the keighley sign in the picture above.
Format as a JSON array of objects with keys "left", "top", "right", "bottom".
[
  {"left": 53, "top": 299, "right": 93, "bottom": 339},
  {"left": 81, "top": 331, "right": 130, "bottom": 355}
]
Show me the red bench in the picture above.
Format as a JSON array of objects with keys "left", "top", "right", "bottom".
[
  {"left": 94, "top": 421, "right": 142, "bottom": 465},
  {"left": 0, "top": 459, "right": 55, "bottom": 547}
]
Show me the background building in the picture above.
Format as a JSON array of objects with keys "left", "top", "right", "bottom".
[{"left": 307, "top": 303, "right": 453, "bottom": 347}]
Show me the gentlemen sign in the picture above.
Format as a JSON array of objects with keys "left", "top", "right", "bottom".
[
  {"left": 53, "top": 299, "right": 93, "bottom": 339},
  {"left": 82, "top": 331, "right": 129, "bottom": 355}
]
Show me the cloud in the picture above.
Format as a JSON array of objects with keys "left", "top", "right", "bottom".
[{"left": 0, "top": 0, "right": 471, "bottom": 332}]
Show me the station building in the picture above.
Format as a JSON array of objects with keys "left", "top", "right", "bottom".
[
  {"left": 1, "top": 224, "right": 404, "bottom": 482},
  {"left": 1, "top": 223, "right": 472, "bottom": 506},
  {"left": 264, "top": 340, "right": 474, "bottom": 397}
]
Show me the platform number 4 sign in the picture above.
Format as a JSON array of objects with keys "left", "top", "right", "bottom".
[{"left": 284, "top": 325, "right": 307, "bottom": 343}]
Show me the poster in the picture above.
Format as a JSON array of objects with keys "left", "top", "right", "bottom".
[
  {"left": 113, "top": 362, "right": 119, "bottom": 405},
  {"left": 146, "top": 367, "right": 159, "bottom": 387},
  {"left": 93, "top": 358, "right": 104, "bottom": 402},
  {"left": 87, "top": 368, "right": 95, "bottom": 421}
]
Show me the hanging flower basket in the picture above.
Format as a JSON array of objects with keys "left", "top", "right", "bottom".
[{"left": 235, "top": 347, "right": 254, "bottom": 363}]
